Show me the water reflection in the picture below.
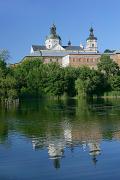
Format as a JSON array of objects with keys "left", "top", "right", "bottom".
[{"left": 0, "top": 98, "right": 120, "bottom": 170}]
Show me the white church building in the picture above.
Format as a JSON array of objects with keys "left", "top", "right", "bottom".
[
  {"left": 29, "top": 24, "right": 98, "bottom": 66},
  {"left": 17, "top": 24, "right": 120, "bottom": 68}
]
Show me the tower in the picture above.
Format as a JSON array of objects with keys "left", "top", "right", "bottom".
[
  {"left": 86, "top": 27, "right": 98, "bottom": 52},
  {"left": 45, "top": 24, "right": 62, "bottom": 49}
]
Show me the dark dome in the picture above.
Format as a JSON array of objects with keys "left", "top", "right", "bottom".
[
  {"left": 46, "top": 34, "right": 61, "bottom": 40},
  {"left": 87, "top": 36, "right": 97, "bottom": 41},
  {"left": 86, "top": 27, "right": 97, "bottom": 41},
  {"left": 46, "top": 24, "right": 61, "bottom": 41}
]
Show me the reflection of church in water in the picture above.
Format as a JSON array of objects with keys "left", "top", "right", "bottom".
[{"left": 31, "top": 120, "right": 101, "bottom": 169}]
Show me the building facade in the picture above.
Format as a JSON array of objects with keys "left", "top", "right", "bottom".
[
  {"left": 62, "top": 53, "right": 101, "bottom": 69},
  {"left": 62, "top": 52, "right": 120, "bottom": 68},
  {"left": 20, "top": 24, "right": 120, "bottom": 69},
  {"left": 29, "top": 24, "right": 99, "bottom": 66}
]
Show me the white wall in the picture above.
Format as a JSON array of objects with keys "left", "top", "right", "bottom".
[
  {"left": 86, "top": 39, "right": 98, "bottom": 52},
  {"left": 45, "top": 39, "right": 60, "bottom": 49},
  {"left": 62, "top": 55, "right": 70, "bottom": 67}
]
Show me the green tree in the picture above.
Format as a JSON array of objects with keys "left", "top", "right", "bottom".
[
  {"left": 0, "top": 49, "right": 10, "bottom": 63},
  {"left": 75, "top": 67, "right": 107, "bottom": 97},
  {"left": 13, "top": 58, "right": 43, "bottom": 97},
  {"left": 104, "top": 49, "right": 115, "bottom": 53},
  {"left": 43, "top": 63, "right": 65, "bottom": 97},
  {"left": 109, "top": 75, "right": 120, "bottom": 91},
  {"left": 0, "top": 76, "right": 18, "bottom": 100},
  {"left": 97, "top": 54, "right": 119, "bottom": 77},
  {"left": 64, "top": 67, "right": 79, "bottom": 97}
]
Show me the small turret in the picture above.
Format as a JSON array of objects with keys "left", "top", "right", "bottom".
[{"left": 68, "top": 40, "right": 71, "bottom": 46}]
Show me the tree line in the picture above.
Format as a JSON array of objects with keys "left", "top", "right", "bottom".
[{"left": 0, "top": 50, "right": 120, "bottom": 100}]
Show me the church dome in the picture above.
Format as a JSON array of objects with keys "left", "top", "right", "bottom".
[
  {"left": 46, "top": 24, "right": 61, "bottom": 41},
  {"left": 86, "top": 27, "right": 97, "bottom": 41}
]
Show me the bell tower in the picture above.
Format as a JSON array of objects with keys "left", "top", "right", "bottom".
[{"left": 86, "top": 27, "right": 98, "bottom": 52}]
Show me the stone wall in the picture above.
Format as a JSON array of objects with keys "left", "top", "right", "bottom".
[
  {"left": 43, "top": 56, "right": 62, "bottom": 65},
  {"left": 62, "top": 53, "right": 120, "bottom": 69},
  {"left": 62, "top": 54, "right": 101, "bottom": 69}
]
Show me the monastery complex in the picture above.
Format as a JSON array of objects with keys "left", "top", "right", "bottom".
[{"left": 21, "top": 24, "right": 120, "bottom": 68}]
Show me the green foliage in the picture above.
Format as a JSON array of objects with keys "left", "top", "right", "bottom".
[
  {"left": 0, "top": 50, "right": 18, "bottom": 100},
  {"left": 97, "top": 55, "right": 120, "bottom": 96},
  {"left": 0, "top": 76, "right": 18, "bottom": 100},
  {"left": 13, "top": 59, "right": 65, "bottom": 97},
  {"left": 40, "top": 63, "right": 65, "bottom": 97},
  {"left": 98, "top": 54, "right": 119, "bottom": 76},
  {"left": 1, "top": 53, "right": 120, "bottom": 100},
  {"left": 75, "top": 67, "right": 107, "bottom": 97},
  {"left": 109, "top": 75, "right": 120, "bottom": 91},
  {"left": 13, "top": 58, "right": 44, "bottom": 97},
  {"left": 61, "top": 67, "right": 78, "bottom": 96},
  {"left": 0, "top": 49, "right": 10, "bottom": 62},
  {"left": 104, "top": 49, "right": 115, "bottom": 53}
]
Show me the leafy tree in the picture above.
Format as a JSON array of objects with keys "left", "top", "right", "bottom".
[
  {"left": 64, "top": 67, "right": 79, "bottom": 96},
  {"left": 43, "top": 63, "right": 65, "bottom": 97},
  {"left": 0, "top": 49, "right": 10, "bottom": 62},
  {"left": 104, "top": 49, "right": 115, "bottom": 53},
  {"left": 109, "top": 75, "right": 120, "bottom": 91},
  {"left": 75, "top": 67, "right": 108, "bottom": 97},
  {"left": 97, "top": 55, "right": 119, "bottom": 77},
  {"left": 13, "top": 58, "right": 43, "bottom": 97},
  {"left": 3, "top": 50, "right": 120, "bottom": 100},
  {"left": 0, "top": 76, "right": 17, "bottom": 100}
]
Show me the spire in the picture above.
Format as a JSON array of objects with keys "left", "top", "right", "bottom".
[
  {"left": 68, "top": 40, "right": 71, "bottom": 46},
  {"left": 90, "top": 27, "right": 94, "bottom": 36},
  {"left": 50, "top": 24, "right": 57, "bottom": 36}
]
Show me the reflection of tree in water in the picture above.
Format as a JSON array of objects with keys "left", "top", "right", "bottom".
[
  {"left": 0, "top": 107, "right": 9, "bottom": 143},
  {"left": 0, "top": 118, "right": 9, "bottom": 144},
  {"left": 0, "top": 98, "right": 120, "bottom": 168},
  {"left": 15, "top": 98, "right": 120, "bottom": 168}
]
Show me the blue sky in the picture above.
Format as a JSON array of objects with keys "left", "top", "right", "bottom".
[{"left": 0, "top": 0, "right": 120, "bottom": 63}]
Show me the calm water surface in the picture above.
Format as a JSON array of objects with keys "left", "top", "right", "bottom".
[{"left": 0, "top": 98, "right": 120, "bottom": 180}]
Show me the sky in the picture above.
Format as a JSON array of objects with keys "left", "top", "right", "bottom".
[{"left": 0, "top": 0, "right": 120, "bottom": 63}]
